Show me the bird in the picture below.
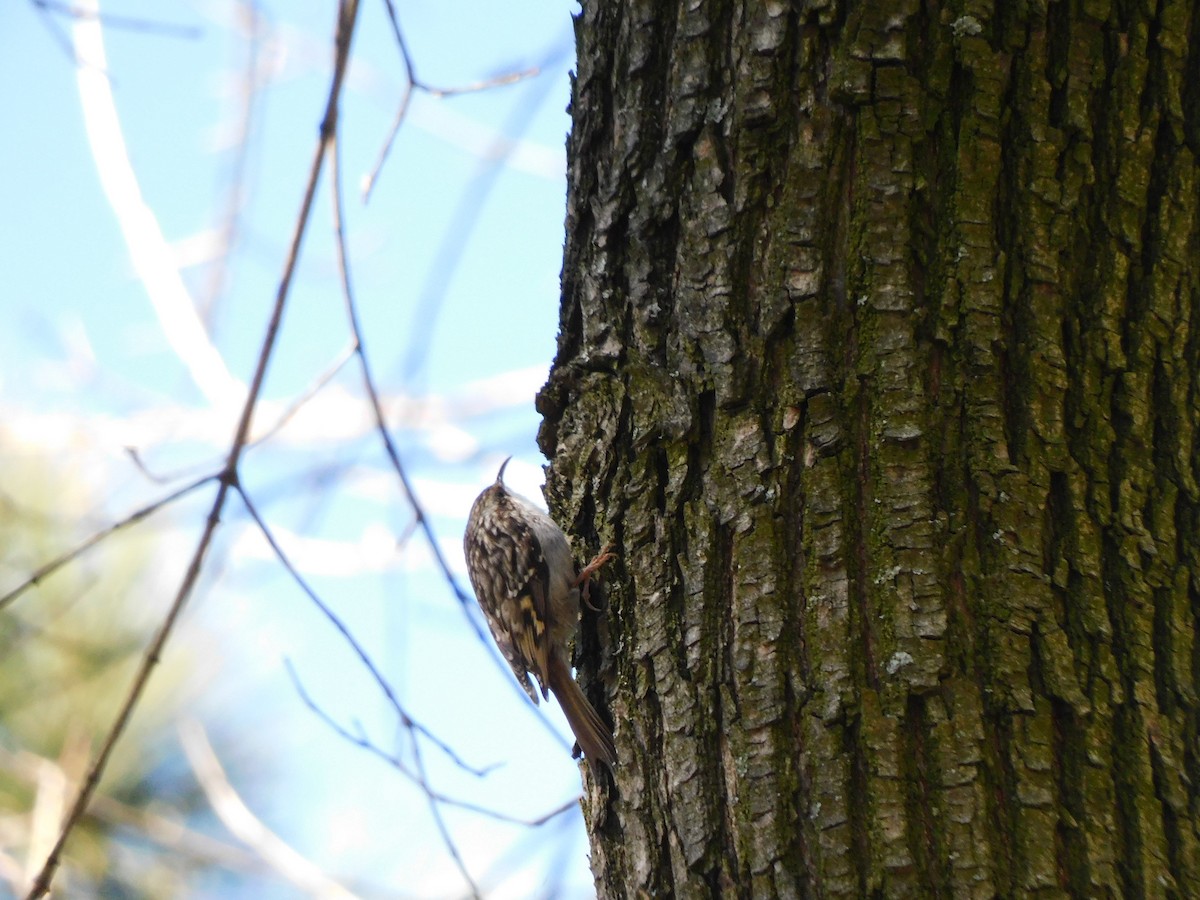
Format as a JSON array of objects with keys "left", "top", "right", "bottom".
[{"left": 463, "top": 458, "right": 617, "bottom": 769}]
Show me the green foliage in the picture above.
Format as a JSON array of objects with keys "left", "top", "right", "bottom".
[{"left": 0, "top": 450, "right": 208, "bottom": 898}]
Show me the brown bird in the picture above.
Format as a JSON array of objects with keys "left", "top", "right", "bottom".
[{"left": 463, "top": 458, "right": 616, "bottom": 768}]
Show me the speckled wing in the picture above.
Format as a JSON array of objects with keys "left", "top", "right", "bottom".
[{"left": 464, "top": 488, "right": 552, "bottom": 701}]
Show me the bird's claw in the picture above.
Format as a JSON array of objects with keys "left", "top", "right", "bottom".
[{"left": 575, "top": 544, "right": 616, "bottom": 611}]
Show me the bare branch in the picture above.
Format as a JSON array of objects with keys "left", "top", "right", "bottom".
[
  {"left": 285, "top": 661, "right": 577, "bottom": 828},
  {"left": 23, "top": 2, "right": 362, "bottom": 895},
  {"left": 406, "top": 723, "right": 481, "bottom": 899},
  {"left": 285, "top": 661, "right": 481, "bottom": 898},
  {"left": 0, "top": 745, "right": 269, "bottom": 879},
  {"left": 73, "top": 2, "right": 244, "bottom": 414},
  {"left": 327, "top": 126, "right": 572, "bottom": 751},
  {"left": 0, "top": 471, "right": 219, "bottom": 615},
  {"left": 236, "top": 484, "right": 489, "bottom": 777},
  {"left": 123, "top": 342, "right": 356, "bottom": 487},
  {"left": 361, "top": 0, "right": 539, "bottom": 201},
  {"left": 200, "top": 0, "right": 266, "bottom": 320},
  {"left": 400, "top": 46, "right": 568, "bottom": 380},
  {"left": 247, "top": 340, "right": 359, "bottom": 450}
]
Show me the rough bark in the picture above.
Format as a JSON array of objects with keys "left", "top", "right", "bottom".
[{"left": 537, "top": 1, "right": 1200, "bottom": 896}]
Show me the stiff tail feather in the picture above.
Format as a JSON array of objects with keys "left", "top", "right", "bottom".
[{"left": 548, "top": 653, "right": 617, "bottom": 769}]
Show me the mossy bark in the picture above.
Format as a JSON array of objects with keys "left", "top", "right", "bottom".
[{"left": 537, "top": 1, "right": 1200, "bottom": 896}]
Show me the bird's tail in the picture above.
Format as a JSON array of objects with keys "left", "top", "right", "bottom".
[{"left": 548, "top": 653, "right": 616, "bottom": 770}]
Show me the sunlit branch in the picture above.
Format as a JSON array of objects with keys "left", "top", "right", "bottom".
[
  {"left": 179, "top": 720, "right": 358, "bottom": 899},
  {"left": 74, "top": 0, "right": 243, "bottom": 414}
]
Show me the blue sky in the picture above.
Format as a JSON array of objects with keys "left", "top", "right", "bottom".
[{"left": 1, "top": 0, "right": 597, "bottom": 895}]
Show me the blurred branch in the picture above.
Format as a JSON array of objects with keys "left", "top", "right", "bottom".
[
  {"left": 25, "top": 758, "right": 67, "bottom": 891},
  {"left": 29, "top": 0, "right": 198, "bottom": 62},
  {"left": 31, "top": 0, "right": 201, "bottom": 37},
  {"left": 179, "top": 720, "right": 359, "bottom": 900},
  {"left": 401, "top": 40, "right": 570, "bottom": 380},
  {"left": 24, "top": 728, "right": 88, "bottom": 895},
  {"left": 361, "top": 0, "right": 539, "bottom": 201},
  {"left": 0, "top": 744, "right": 270, "bottom": 881},
  {"left": 125, "top": 342, "right": 356, "bottom": 486},
  {"left": 477, "top": 799, "right": 583, "bottom": 897},
  {"left": 201, "top": 0, "right": 264, "bottom": 321},
  {"left": 73, "top": 0, "right": 243, "bottom": 414},
  {"left": 285, "top": 662, "right": 577, "bottom": 828},
  {"left": 0, "top": 471, "right": 219, "bottom": 615},
  {"left": 23, "top": 1, "right": 362, "bottom": 895}
]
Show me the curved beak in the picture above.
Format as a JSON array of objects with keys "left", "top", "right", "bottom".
[{"left": 495, "top": 456, "right": 512, "bottom": 485}]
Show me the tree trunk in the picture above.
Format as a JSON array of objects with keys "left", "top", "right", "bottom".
[{"left": 538, "top": 1, "right": 1200, "bottom": 896}]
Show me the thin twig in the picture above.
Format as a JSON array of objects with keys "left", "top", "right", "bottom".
[
  {"left": 123, "top": 342, "right": 356, "bottom": 487},
  {"left": 360, "top": 81, "right": 413, "bottom": 202},
  {"left": 407, "top": 720, "right": 481, "bottom": 899},
  {"left": 361, "top": 0, "right": 539, "bottom": 202},
  {"left": 285, "top": 661, "right": 577, "bottom": 828},
  {"left": 327, "top": 124, "right": 571, "bottom": 750},
  {"left": 0, "top": 471, "right": 219, "bottom": 614},
  {"left": 476, "top": 799, "right": 583, "bottom": 896},
  {"left": 23, "top": 3, "right": 361, "bottom": 896},
  {"left": 246, "top": 339, "right": 358, "bottom": 449},
  {"left": 237, "top": 484, "right": 489, "bottom": 776}
]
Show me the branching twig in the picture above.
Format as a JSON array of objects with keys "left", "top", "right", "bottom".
[
  {"left": 0, "top": 471, "right": 219, "bottom": 615},
  {"left": 237, "top": 484, "right": 489, "bottom": 777},
  {"left": 123, "top": 342, "right": 356, "bottom": 487},
  {"left": 361, "top": 0, "right": 539, "bottom": 201},
  {"left": 285, "top": 661, "right": 577, "bottom": 828},
  {"left": 401, "top": 41, "right": 569, "bottom": 379},
  {"left": 23, "top": 2, "right": 362, "bottom": 896},
  {"left": 246, "top": 340, "right": 358, "bottom": 450}
]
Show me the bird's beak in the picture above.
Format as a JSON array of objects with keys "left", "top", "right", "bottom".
[{"left": 495, "top": 456, "right": 512, "bottom": 484}]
